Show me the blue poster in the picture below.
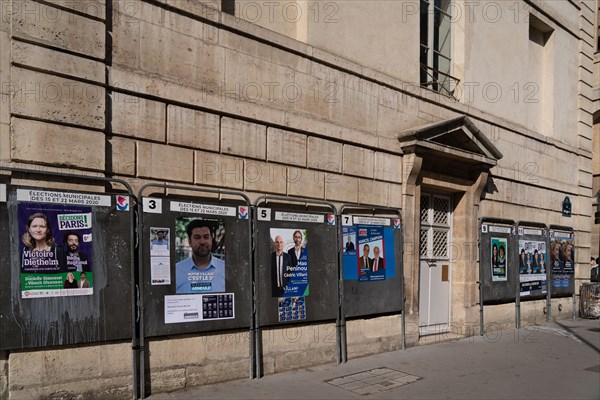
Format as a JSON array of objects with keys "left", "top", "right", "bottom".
[
  {"left": 270, "top": 228, "right": 309, "bottom": 297},
  {"left": 278, "top": 296, "right": 306, "bottom": 321},
  {"left": 550, "top": 232, "right": 574, "bottom": 289},
  {"left": 343, "top": 225, "right": 395, "bottom": 282},
  {"left": 518, "top": 239, "right": 547, "bottom": 297}
]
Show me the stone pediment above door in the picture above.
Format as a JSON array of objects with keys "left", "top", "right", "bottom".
[{"left": 397, "top": 116, "right": 503, "bottom": 170}]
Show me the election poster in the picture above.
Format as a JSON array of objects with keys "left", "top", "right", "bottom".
[
  {"left": 278, "top": 296, "right": 306, "bottom": 322},
  {"left": 490, "top": 237, "right": 508, "bottom": 282},
  {"left": 150, "top": 227, "right": 170, "bottom": 256},
  {"left": 343, "top": 230, "right": 356, "bottom": 253},
  {"left": 342, "top": 225, "right": 396, "bottom": 282},
  {"left": 550, "top": 232, "right": 575, "bottom": 289},
  {"left": 18, "top": 202, "right": 94, "bottom": 298},
  {"left": 357, "top": 225, "right": 386, "bottom": 281},
  {"left": 175, "top": 217, "right": 225, "bottom": 294},
  {"left": 518, "top": 240, "right": 547, "bottom": 297},
  {"left": 164, "top": 293, "right": 235, "bottom": 324},
  {"left": 150, "top": 227, "right": 171, "bottom": 285},
  {"left": 269, "top": 228, "right": 309, "bottom": 298}
]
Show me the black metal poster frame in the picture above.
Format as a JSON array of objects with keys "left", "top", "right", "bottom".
[
  {"left": 548, "top": 225, "right": 575, "bottom": 299},
  {"left": 137, "top": 183, "right": 253, "bottom": 398},
  {"left": 252, "top": 195, "right": 340, "bottom": 378},
  {"left": 478, "top": 218, "right": 517, "bottom": 334},
  {"left": 339, "top": 205, "right": 405, "bottom": 362},
  {"left": 0, "top": 166, "right": 138, "bottom": 395},
  {"left": 515, "top": 222, "right": 550, "bottom": 327}
]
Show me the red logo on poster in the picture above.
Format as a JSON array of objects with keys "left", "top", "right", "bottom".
[
  {"left": 359, "top": 229, "right": 367, "bottom": 236},
  {"left": 116, "top": 195, "right": 129, "bottom": 211}
]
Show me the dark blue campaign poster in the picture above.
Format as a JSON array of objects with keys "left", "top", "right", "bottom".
[
  {"left": 270, "top": 228, "right": 309, "bottom": 297},
  {"left": 277, "top": 296, "right": 306, "bottom": 322},
  {"left": 343, "top": 225, "right": 395, "bottom": 282},
  {"left": 518, "top": 239, "right": 547, "bottom": 297},
  {"left": 550, "top": 231, "right": 574, "bottom": 289}
]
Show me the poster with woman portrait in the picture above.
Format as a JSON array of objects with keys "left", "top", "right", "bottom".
[
  {"left": 491, "top": 237, "right": 508, "bottom": 282},
  {"left": 18, "top": 202, "right": 94, "bottom": 298}
]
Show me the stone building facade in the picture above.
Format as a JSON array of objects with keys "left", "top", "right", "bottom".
[{"left": 0, "top": 0, "right": 596, "bottom": 398}]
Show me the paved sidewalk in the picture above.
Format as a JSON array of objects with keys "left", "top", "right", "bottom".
[{"left": 149, "top": 318, "right": 600, "bottom": 399}]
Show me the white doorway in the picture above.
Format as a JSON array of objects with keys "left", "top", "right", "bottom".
[{"left": 419, "top": 193, "right": 453, "bottom": 335}]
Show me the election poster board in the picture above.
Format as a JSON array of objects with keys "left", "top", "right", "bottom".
[
  {"left": 140, "top": 195, "right": 252, "bottom": 337},
  {"left": 1, "top": 185, "right": 133, "bottom": 350},
  {"left": 517, "top": 225, "right": 548, "bottom": 300},
  {"left": 256, "top": 207, "right": 338, "bottom": 326},
  {"left": 342, "top": 215, "right": 403, "bottom": 318},
  {"left": 549, "top": 229, "right": 575, "bottom": 297},
  {"left": 480, "top": 221, "right": 518, "bottom": 304}
]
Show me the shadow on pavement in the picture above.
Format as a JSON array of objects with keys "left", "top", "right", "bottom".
[{"left": 554, "top": 320, "right": 600, "bottom": 354}]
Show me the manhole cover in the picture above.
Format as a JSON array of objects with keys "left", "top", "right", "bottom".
[{"left": 325, "top": 367, "right": 421, "bottom": 395}]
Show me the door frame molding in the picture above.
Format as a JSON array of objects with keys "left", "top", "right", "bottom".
[{"left": 398, "top": 115, "right": 502, "bottom": 345}]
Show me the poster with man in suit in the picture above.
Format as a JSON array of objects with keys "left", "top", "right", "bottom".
[
  {"left": 270, "top": 228, "right": 309, "bottom": 297},
  {"left": 357, "top": 226, "right": 386, "bottom": 282}
]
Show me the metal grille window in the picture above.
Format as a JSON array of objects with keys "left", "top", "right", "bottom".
[
  {"left": 420, "top": 194, "right": 451, "bottom": 260},
  {"left": 432, "top": 230, "right": 448, "bottom": 257},
  {"left": 420, "top": 0, "right": 459, "bottom": 96},
  {"left": 420, "top": 195, "right": 430, "bottom": 222},
  {"left": 433, "top": 197, "right": 449, "bottom": 224},
  {"left": 420, "top": 230, "right": 429, "bottom": 256}
]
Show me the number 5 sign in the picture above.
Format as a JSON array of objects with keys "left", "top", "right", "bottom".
[{"left": 257, "top": 207, "right": 271, "bottom": 221}]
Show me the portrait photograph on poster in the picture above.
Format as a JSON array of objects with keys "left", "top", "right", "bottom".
[
  {"left": 342, "top": 225, "right": 396, "bottom": 282},
  {"left": 18, "top": 202, "right": 94, "bottom": 298},
  {"left": 343, "top": 231, "right": 356, "bottom": 253},
  {"left": 550, "top": 236, "right": 575, "bottom": 288},
  {"left": 150, "top": 227, "right": 170, "bottom": 256},
  {"left": 357, "top": 225, "right": 386, "bottom": 282},
  {"left": 518, "top": 240, "right": 547, "bottom": 296},
  {"left": 491, "top": 237, "right": 508, "bottom": 282},
  {"left": 150, "top": 227, "right": 171, "bottom": 285},
  {"left": 175, "top": 217, "right": 225, "bottom": 294},
  {"left": 269, "top": 228, "right": 309, "bottom": 298}
]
